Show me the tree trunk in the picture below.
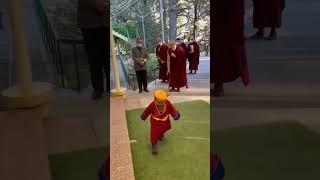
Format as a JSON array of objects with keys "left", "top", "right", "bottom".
[
  {"left": 193, "top": 1, "right": 198, "bottom": 38},
  {"left": 168, "top": 0, "right": 177, "bottom": 41},
  {"left": 163, "top": 3, "right": 168, "bottom": 42}
]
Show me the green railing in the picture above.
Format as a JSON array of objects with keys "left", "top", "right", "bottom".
[{"left": 113, "top": 23, "right": 140, "bottom": 42}]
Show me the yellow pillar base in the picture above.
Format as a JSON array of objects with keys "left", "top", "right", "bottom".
[
  {"left": 0, "top": 82, "right": 53, "bottom": 110},
  {"left": 111, "top": 87, "right": 127, "bottom": 96}
]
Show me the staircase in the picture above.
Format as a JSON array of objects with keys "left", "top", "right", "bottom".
[{"left": 33, "top": 0, "right": 139, "bottom": 92}]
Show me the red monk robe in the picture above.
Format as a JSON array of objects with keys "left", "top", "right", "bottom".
[
  {"left": 156, "top": 43, "right": 169, "bottom": 82},
  {"left": 168, "top": 46, "right": 188, "bottom": 90},
  {"left": 212, "top": 0, "right": 250, "bottom": 95},
  {"left": 187, "top": 41, "right": 200, "bottom": 71},
  {"left": 141, "top": 100, "right": 180, "bottom": 144},
  {"left": 179, "top": 42, "right": 188, "bottom": 60},
  {"left": 253, "top": 0, "right": 285, "bottom": 28},
  {"left": 177, "top": 43, "right": 189, "bottom": 88}
]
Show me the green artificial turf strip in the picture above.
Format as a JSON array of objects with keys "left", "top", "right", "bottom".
[
  {"left": 212, "top": 121, "right": 320, "bottom": 180},
  {"left": 126, "top": 100, "right": 210, "bottom": 180},
  {"left": 49, "top": 148, "right": 107, "bottom": 180}
]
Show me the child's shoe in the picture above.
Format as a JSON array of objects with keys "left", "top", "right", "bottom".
[{"left": 152, "top": 143, "right": 158, "bottom": 155}]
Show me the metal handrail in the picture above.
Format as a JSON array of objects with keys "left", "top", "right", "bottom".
[
  {"left": 112, "top": 22, "right": 140, "bottom": 42},
  {"left": 34, "top": 0, "right": 84, "bottom": 92},
  {"left": 57, "top": 38, "right": 85, "bottom": 92},
  {"left": 33, "top": 0, "right": 64, "bottom": 87},
  {"left": 117, "top": 54, "right": 129, "bottom": 83},
  {"left": 126, "top": 65, "right": 159, "bottom": 90}
]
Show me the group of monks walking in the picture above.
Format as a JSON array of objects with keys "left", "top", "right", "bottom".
[
  {"left": 212, "top": 0, "right": 286, "bottom": 97},
  {"left": 156, "top": 37, "right": 200, "bottom": 92}
]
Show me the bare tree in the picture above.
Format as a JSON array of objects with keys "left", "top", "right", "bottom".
[
  {"left": 168, "top": 0, "right": 177, "bottom": 41},
  {"left": 192, "top": 0, "right": 198, "bottom": 37}
]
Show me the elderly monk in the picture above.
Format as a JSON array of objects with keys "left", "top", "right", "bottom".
[
  {"left": 250, "top": 0, "right": 286, "bottom": 40},
  {"left": 176, "top": 37, "right": 188, "bottom": 60},
  {"left": 187, "top": 36, "right": 200, "bottom": 74},
  {"left": 156, "top": 38, "right": 169, "bottom": 83},
  {"left": 168, "top": 41, "right": 188, "bottom": 92},
  {"left": 212, "top": 0, "right": 250, "bottom": 96}
]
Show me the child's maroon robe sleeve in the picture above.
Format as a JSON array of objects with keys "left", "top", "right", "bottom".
[
  {"left": 167, "top": 101, "right": 180, "bottom": 120},
  {"left": 141, "top": 102, "right": 154, "bottom": 120}
]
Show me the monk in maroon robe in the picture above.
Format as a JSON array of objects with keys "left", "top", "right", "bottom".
[
  {"left": 168, "top": 41, "right": 188, "bottom": 92},
  {"left": 176, "top": 37, "right": 188, "bottom": 60},
  {"left": 212, "top": 0, "right": 250, "bottom": 96},
  {"left": 176, "top": 37, "right": 189, "bottom": 88},
  {"left": 156, "top": 38, "right": 169, "bottom": 83},
  {"left": 187, "top": 36, "right": 200, "bottom": 74},
  {"left": 250, "top": 0, "right": 286, "bottom": 40}
]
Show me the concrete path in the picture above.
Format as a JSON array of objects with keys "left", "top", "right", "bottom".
[
  {"left": 0, "top": 107, "right": 51, "bottom": 180},
  {"left": 125, "top": 56, "right": 210, "bottom": 110},
  {"left": 45, "top": 87, "right": 107, "bottom": 154}
]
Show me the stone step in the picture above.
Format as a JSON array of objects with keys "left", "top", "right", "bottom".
[
  {"left": 212, "top": 107, "right": 320, "bottom": 133},
  {"left": 214, "top": 95, "right": 320, "bottom": 108},
  {"left": 213, "top": 85, "right": 320, "bottom": 108}
]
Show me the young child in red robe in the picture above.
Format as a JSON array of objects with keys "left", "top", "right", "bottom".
[{"left": 140, "top": 89, "right": 181, "bottom": 155}]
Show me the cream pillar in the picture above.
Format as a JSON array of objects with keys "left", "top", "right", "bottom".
[
  {"left": 1, "top": 0, "right": 52, "bottom": 110},
  {"left": 8, "top": 0, "right": 33, "bottom": 95},
  {"left": 110, "top": 22, "right": 126, "bottom": 96}
]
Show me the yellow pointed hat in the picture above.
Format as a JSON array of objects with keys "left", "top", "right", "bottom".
[{"left": 154, "top": 89, "right": 170, "bottom": 103}]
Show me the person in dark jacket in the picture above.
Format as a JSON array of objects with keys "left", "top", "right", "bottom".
[
  {"left": 77, "top": 0, "right": 109, "bottom": 100},
  {"left": 132, "top": 38, "right": 150, "bottom": 93}
]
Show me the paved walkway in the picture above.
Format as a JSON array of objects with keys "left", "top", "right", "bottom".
[
  {"left": 45, "top": 88, "right": 107, "bottom": 154},
  {"left": 0, "top": 107, "right": 51, "bottom": 180},
  {"left": 125, "top": 56, "right": 210, "bottom": 110}
]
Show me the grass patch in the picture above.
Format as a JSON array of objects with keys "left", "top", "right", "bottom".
[
  {"left": 49, "top": 148, "right": 107, "bottom": 180},
  {"left": 126, "top": 100, "right": 210, "bottom": 180},
  {"left": 212, "top": 121, "right": 320, "bottom": 180}
]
